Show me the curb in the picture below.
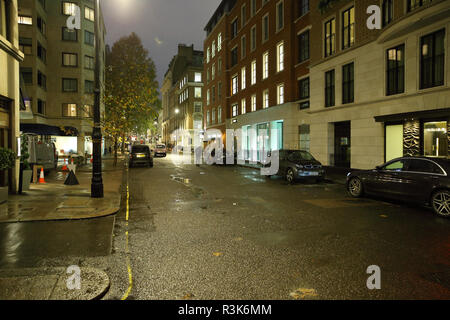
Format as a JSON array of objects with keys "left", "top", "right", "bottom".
[
  {"left": 0, "top": 267, "right": 110, "bottom": 300},
  {"left": 0, "top": 206, "right": 121, "bottom": 224}
]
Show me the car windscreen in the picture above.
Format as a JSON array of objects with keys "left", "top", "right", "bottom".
[
  {"left": 132, "top": 146, "right": 149, "bottom": 153},
  {"left": 288, "top": 151, "right": 315, "bottom": 162}
]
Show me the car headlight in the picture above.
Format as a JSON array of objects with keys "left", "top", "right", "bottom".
[
  {"left": 347, "top": 172, "right": 352, "bottom": 177},
  {"left": 296, "top": 164, "right": 304, "bottom": 169}
]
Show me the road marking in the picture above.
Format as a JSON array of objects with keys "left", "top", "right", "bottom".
[
  {"left": 121, "top": 170, "right": 133, "bottom": 301},
  {"left": 290, "top": 288, "right": 318, "bottom": 300}
]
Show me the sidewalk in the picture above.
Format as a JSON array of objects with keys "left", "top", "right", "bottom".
[
  {"left": 0, "top": 157, "right": 125, "bottom": 223},
  {"left": 0, "top": 267, "right": 110, "bottom": 300}
]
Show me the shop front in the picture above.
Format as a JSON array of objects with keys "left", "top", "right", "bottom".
[
  {"left": 375, "top": 108, "right": 450, "bottom": 162},
  {"left": 241, "top": 120, "right": 283, "bottom": 163}
]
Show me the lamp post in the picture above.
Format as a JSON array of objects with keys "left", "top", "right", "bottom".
[{"left": 91, "top": 0, "right": 104, "bottom": 198}]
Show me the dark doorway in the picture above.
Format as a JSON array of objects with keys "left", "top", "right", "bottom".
[{"left": 334, "top": 121, "right": 351, "bottom": 168}]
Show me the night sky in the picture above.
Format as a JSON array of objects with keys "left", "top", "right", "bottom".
[{"left": 101, "top": 0, "right": 222, "bottom": 88}]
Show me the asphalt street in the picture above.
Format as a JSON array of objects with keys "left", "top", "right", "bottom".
[{"left": 1, "top": 154, "right": 449, "bottom": 299}]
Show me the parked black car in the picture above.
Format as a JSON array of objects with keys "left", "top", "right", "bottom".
[
  {"left": 129, "top": 145, "right": 153, "bottom": 168},
  {"left": 346, "top": 157, "right": 450, "bottom": 218},
  {"left": 270, "top": 150, "right": 325, "bottom": 183}
]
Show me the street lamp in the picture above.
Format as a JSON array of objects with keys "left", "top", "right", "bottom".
[{"left": 91, "top": 0, "right": 104, "bottom": 198}]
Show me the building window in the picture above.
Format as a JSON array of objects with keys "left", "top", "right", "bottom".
[
  {"left": 37, "top": 16, "right": 46, "bottom": 36},
  {"left": 212, "top": 86, "right": 216, "bottom": 103},
  {"left": 299, "top": 0, "right": 309, "bottom": 17},
  {"left": 195, "top": 72, "right": 202, "bottom": 82},
  {"left": 386, "top": 45, "right": 405, "bottom": 96},
  {"left": 251, "top": 60, "right": 257, "bottom": 85},
  {"left": 207, "top": 89, "right": 210, "bottom": 105},
  {"left": 21, "top": 68, "right": 33, "bottom": 84},
  {"left": 212, "top": 40, "right": 216, "bottom": 58},
  {"left": 251, "top": 0, "right": 256, "bottom": 16},
  {"left": 324, "top": 18, "right": 336, "bottom": 57},
  {"left": 207, "top": 47, "right": 210, "bottom": 63},
  {"left": 251, "top": 25, "right": 256, "bottom": 51},
  {"left": 231, "top": 47, "right": 238, "bottom": 67},
  {"left": 212, "top": 108, "right": 216, "bottom": 124},
  {"left": 241, "top": 67, "right": 246, "bottom": 90},
  {"left": 194, "top": 102, "right": 202, "bottom": 113},
  {"left": 241, "top": 98, "right": 246, "bottom": 114},
  {"left": 195, "top": 87, "right": 202, "bottom": 98},
  {"left": 62, "top": 2, "right": 77, "bottom": 15},
  {"left": 382, "top": 0, "right": 393, "bottom": 27},
  {"left": 277, "top": 84, "right": 284, "bottom": 105},
  {"left": 262, "top": 52, "right": 269, "bottom": 79},
  {"left": 218, "top": 107, "right": 222, "bottom": 123},
  {"left": 85, "top": 30, "right": 94, "bottom": 46},
  {"left": 212, "top": 63, "right": 215, "bottom": 80},
  {"left": 231, "top": 18, "right": 238, "bottom": 39},
  {"left": 62, "top": 78, "right": 77, "bottom": 92},
  {"left": 298, "top": 30, "right": 310, "bottom": 63},
  {"left": 277, "top": 42, "right": 284, "bottom": 72},
  {"left": 420, "top": 29, "right": 445, "bottom": 89},
  {"left": 63, "top": 103, "right": 77, "bottom": 117},
  {"left": 298, "top": 77, "right": 310, "bottom": 109},
  {"left": 262, "top": 14, "right": 269, "bottom": 42},
  {"left": 18, "top": 16, "right": 33, "bottom": 25},
  {"left": 276, "top": 1, "right": 284, "bottom": 31},
  {"left": 342, "top": 62, "right": 354, "bottom": 104},
  {"left": 342, "top": 6, "right": 355, "bottom": 50},
  {"left": 251, "top": 95, "right": 257, "bottom": 112},
  {"left": 242, "top": 4, "right": 247, "bottom": 27},
  {"left": 423, "top": 121, "right": 448, "bottom": 157},
  {"left": 37, "top": 71, "right": 46, "bottom": 89},
  {"left": 85, "top": 80, "right": 94, "bottom": 94},
  {"left": 62, "top": 27, "right": 77, "bottom": 41},
  {"left": 325, "top": 70, "right": 335, "bottom": 107},
  {"left": 19, "top": 40, "right": 33, "bottom": 55},
  {"left": 218, "top": 33, "right": 222, "bottom": 51},
  {"left": 37, "top": 42, "right": 46, "bottom": 63},
  {"left": 85, "top": 6, "right": 94, "bottom": 22},
  {"left": 218, "top": 82, "right": 222, "bottom": 99},
  {"left": 62, "top": 53, "right": 77, "bottom": 67},
  {"left": 85, "top": 55, "right": 94, "bottom": 70},
  {"left": 263, "top": 90, "right": 269, "bottom": 109},
  {"left": 207, "top": 111, "right": 210, "bottom": 125},
  {"left": 299, "top": 125, "right": 310, "bottom": 152},
  {"left": 241, "top": 36, "right": 246, "bottom": 59},
  {"left": 37, "top": 99, "right": 45, "bottom": 115},
  {"left": 232, "top": 75, "right": 238, "bottom": 95},
  {"left": 232, "top": 104, "right": 238, "bottom": 117},
  {"left": 218, "top": 58, "right": 222, "bottom": 74},
  {"left": 407, "top": 0, "right": 432, "bottom": 12}
]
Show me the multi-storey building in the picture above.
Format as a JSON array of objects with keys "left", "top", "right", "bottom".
[
  {"left": 18, "top": 0, "right": 106, "bottom": 156},
  {"left": 161, "top": 44, "right": 204, "bottom": 147},
  {"left": 204, "top": 0, "right": 312, "bottom": 160},
  {"left": 0, "top": 0, "right": 24, "bottom": 193},
  {"left": 303, "top": 0, "right": 450, "bottom": 169}
]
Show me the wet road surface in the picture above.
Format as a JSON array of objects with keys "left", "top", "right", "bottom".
[{"left": 1, "top": 155, "right": 449, "bottom": 299}]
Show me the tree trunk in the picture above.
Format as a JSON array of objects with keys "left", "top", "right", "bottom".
[
  {"left": 121, "top": 133, "right": 126, "bottom": 154},
  {"left": 113, "top": 135, "right": 118, "bottom": 167}
]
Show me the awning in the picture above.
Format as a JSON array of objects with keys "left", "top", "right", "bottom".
[
  {"left": 374, "top": 108, "right": 450, "bottom": 123},
  {"left": 20, "top": 124, "right": 79, "bottom": 136}
]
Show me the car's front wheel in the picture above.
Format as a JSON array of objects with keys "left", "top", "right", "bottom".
[
  {"left": 286, "top": 168, "right": 295, "bottom": 184},
  {"left": 348, "top": 177, "right": 364, "bottom": 198},
  {"left": 431, "top": 189, "right": 450, "bottom": 218}
]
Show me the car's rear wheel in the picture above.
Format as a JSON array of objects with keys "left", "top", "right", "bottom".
[
  {"left": 286, "top": 169, "right": 295, "bottom": 184},
  {"left": 431, "top": 190, "right": 450, "bottom": 218},
  {"left": 348, "top": 177, "right": 364, "bottom": 198}
]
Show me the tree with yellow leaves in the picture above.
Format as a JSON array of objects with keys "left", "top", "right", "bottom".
[{"left": 104, "top": 33, "right": 161, "bottom": 165}]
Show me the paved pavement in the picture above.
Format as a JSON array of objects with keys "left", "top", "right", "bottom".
[
  {"left": 0, "top": 158, "right": 124, "bottom": 223},
  {"left": 1, "top": 154, "right": 449, "bottom": 300}
]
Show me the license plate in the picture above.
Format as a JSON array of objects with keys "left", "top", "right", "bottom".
[
  {"left": 309, "top": 172, "right": 319, "bottom": 176},
  {"left": 137, "top": 154, "right": 146, "bottom": 158}
]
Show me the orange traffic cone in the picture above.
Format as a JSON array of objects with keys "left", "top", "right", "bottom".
[
  {"left": 62, "top": 158, "right": 68, "bottom": 171},
  {"left": 39, "top": 168, "right": 46, "bottom": 184}
]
